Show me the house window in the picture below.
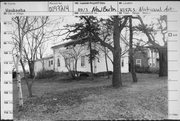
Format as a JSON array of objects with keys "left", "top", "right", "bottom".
[
  {"left": 81, "top": 56, "right": 85, "bottom": 67},
  {"left": 49, "top": 61, "right": 51, "bottom": 67},
  {"left": 121, "top": 59, "right": 124, "bottom": 67},
  {"left": 51, "top": 60, "right": 53, "bottom": 65},
  {"left": 65, "top": 58, "right": 67, "bottom": 66},
  {"left": 65, "top": 58, "right": 70, "bottom": 67},
  {"left": 136, "top": 59, "right": 141, "bottom": 67},
  {"left": 57, "top": 58, "right": 60, "bottom": 67},
  {"left": 70, "top": 59, "right": 75, "bottom": 70}
]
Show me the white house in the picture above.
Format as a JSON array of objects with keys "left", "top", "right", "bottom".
[
  {"left": 147, "top": 48, "right": 159, "bottom": 68},
  {"left": 134, "top": 47, "right": 159, "bottom": 68},
  {"left": 34, "top": 37, "right": 129, "bottom": 74},
  {"left": 34, "top": 55, "right": 54, "bottom": 75}
]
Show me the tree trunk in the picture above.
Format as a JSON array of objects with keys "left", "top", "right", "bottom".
[
  {"left": 129, "top": 58, "right": 138, "bottom": 82},
  {"left": 15, "top": 55, "right": 23, "bottom": 110},
  {"left": 74, "top": 59, "right": 78, "bottom": 77},
  {"left": 42, "top": 59, "right": 45, "bottom": 71},
  {"left": 16, "top": 17, "right": 24, "bottom": 110},
  {"left": 40, "top": 52, "right": 45, "bottom": 71},
  {"left": 112, "top": 16, "right": 122, "bottom": 87},
  {"left": 26, "top": 79, "right": 33, "bottom": 97},
  {"left": 26, "top": 61, "right": 35, "bottom": 97},
  {"left": 20, "top": 60, "right": 33, "bottom": 97},
  {"left": 89, "top": 41, "right": 94, "bottom": 79},
  {"left": 104, "top": 47, "right": 110, "bottom": 78},
  {"left": 129, "top": 16, "right": 138, "bottom": 82},
  {"left": 20, "top": 59, "right": 26, "bottom": 77},
  {"left": 28, "top": 61, "right": 35, "bottom": 78},
  {"left": 158, "top": 47, "right": 167, "bottom": 77}
]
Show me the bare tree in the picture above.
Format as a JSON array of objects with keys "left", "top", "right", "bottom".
[
  {"left": 134, "top": 15, "right": 167, "bottom": 77},
  {"left": 38, "top": 43, "right": 48, "bottom": 71},
  {"left": 98, "top": 19, "right": 113, "bottom": 78},
  {"left": 11, "top": 16, "right": 27, "bottom": 110},
  {"left": 129, "top": 16, "right": 138, "bottom": 82},
  {"left": 12, "top": 16, "right": 49, "bottom": 99},
  {"left": 59, "top": 44, "right": 86, "bottom": 79}
]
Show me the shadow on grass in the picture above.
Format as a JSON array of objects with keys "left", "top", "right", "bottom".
[{"left": 21, "top": 85, "right": 115, "bottom": 114}]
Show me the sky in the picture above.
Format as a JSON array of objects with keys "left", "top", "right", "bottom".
[
  {"left": 11, "top": 15, "right": 167, "bottom": 58},
  {"left": 43, "top": 16, "right": 80, "bottom": 56}
]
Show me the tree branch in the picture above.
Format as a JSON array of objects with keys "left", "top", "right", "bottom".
[{"left": 135, "top": 15, "right": 161, "bottom": 48}]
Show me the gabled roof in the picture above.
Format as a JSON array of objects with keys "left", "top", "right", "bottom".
[
  {"left": 35, "top": 55, "right": 53, "bottom": 62},
  {"left": 51, "top": 39, "right": 79, "bottom": 49},
  {"left": 51, "top": 34, "right": 134, "bottom": 50}
]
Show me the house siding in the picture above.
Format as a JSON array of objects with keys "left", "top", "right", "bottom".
[
  {"left": 147, "top": 49, "right": 159, "bottom": 68},
  {"left": 52, "top": 43, "right": 129, "bottom": 73},
  {"left": 34, "top": 40, "right": 129, "bottom": 74},
  {"left": 134, "top": 48, "right": 159, "bottom": 68},
  {"left": 134, "top": 51, "right": 149, "bottom": 67},
  {"left": 34, "top": 56, "right": 54, "bottom": 75},
  {"left": 53, "top": 45, "right": 91, "bottom": 73}
]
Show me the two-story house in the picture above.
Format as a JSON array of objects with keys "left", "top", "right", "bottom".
[{"left": 34, "top": 37, "right": 129, "bottom": 75}]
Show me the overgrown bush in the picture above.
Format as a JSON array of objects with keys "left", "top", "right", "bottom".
[
  {"left": 135, "top": 65, "right": 159, "bottom": 74},
  {"left": 135, "top": 65, "right": 149, "bottom": 73},
  {"left": 94, "top": 71, "right": 113, "bottom": 77},
  {"left": 57, "top": 72, "right": 69, "bottom": 77},
  {"left": 36, "top": 70, "right": 56, "bottom": 79},
  {"left": 78, "top": 71, "right": 91, "bottom": 77},
  {"left": 148, "top": 67, "right": 159, "bottom": 74}
]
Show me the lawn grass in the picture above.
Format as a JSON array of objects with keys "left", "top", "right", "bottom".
[{"left": 13, "top": 73, "right": 167, "bottom": 120}]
